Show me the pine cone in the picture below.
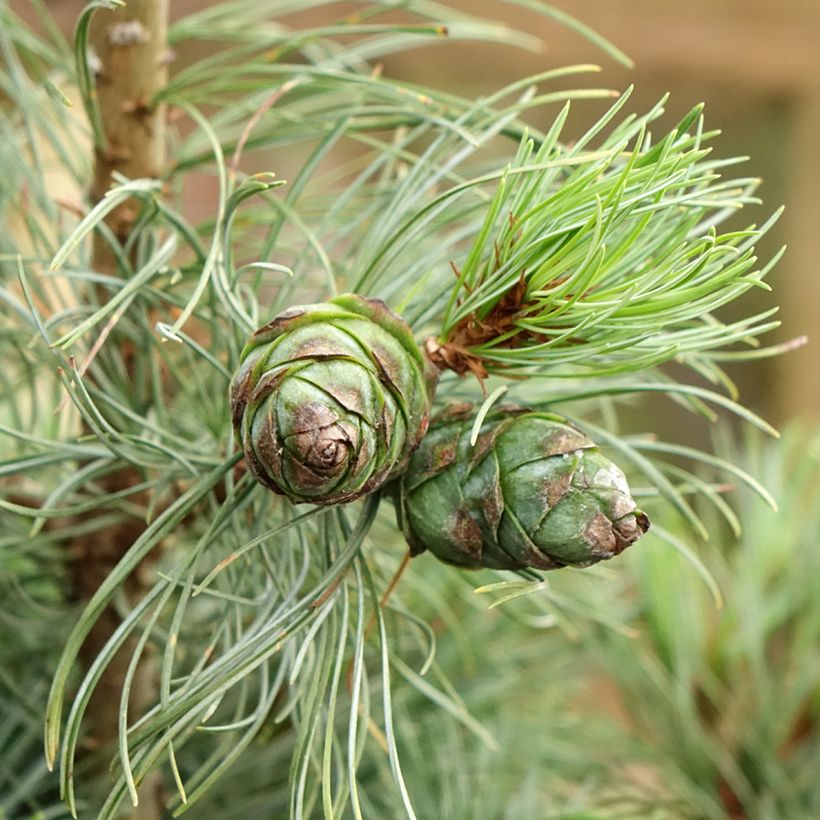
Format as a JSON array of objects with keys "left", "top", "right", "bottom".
[
  {"left": 399, "top": 404, "right": 649, "bottom": 570},
  {"left": 230, "top": 294, "right": 437, "bottom": 505}
]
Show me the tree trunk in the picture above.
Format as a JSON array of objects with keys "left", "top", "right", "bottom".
[
  {"left": 90, "top": 0, "right": 167, "bottom": 264},
  {"left": 71, "top": 3, "right": 169, "bottom": 817}
]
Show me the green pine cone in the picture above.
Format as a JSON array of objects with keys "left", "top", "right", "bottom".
[
  {"left": 399, "top": 404, "right": 649, "bottom": 571},
  {"left": 230, "top": 294, "right": 437, "bottom": 505}
]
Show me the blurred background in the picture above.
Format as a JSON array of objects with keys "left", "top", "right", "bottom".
[{"left": 13, "top": 0, "right": 819, "bottom": 428}]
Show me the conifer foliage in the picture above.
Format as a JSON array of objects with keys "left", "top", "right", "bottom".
[{"left": 0, "top": 1, "right": 793, "bottom": 817}]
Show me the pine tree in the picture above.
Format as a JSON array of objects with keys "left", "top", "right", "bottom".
[{"left": 0, "top": 2, "right": 803, "bottom": 818}]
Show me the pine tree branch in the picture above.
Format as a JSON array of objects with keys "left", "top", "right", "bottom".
[{"left": 0, "top": 2, "right": 790, "bottom": 815}]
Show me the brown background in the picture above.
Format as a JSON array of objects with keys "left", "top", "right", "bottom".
[{"left": 15, "top": 0, "right": 820, "bottom": 426}]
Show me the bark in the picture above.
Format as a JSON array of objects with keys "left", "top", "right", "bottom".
[
  {"left": 70, "top": 3, "right": 169, "bottom": 817},
  {"left": 89, "top": 0, "right": 168, "bottom": 268}
]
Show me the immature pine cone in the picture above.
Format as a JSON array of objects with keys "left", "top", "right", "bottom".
[
  {"left": 399, "top": 405, "right": 649, "bottom": 570},
  {"left": 230, "top": 294, "right": 436, "bottom": 505}
]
